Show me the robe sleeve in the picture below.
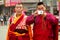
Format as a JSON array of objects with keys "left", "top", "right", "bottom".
[
  {"left": 6, "top": 17, "right": 15, "bottom": 40},
  {"left": 47, "top": 14, "right": 58, "bottom": 25},
  {"left": 47, "top": 14, "right": 58, "bottom": 40},
  {"left": 26, "top": 15, "right": 34, "bottom": 25},
  {"left": 26, "top": 15, "right": 34, "bottom": 40}
]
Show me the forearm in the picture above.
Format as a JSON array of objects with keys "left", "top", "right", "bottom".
[{"left": 8, "top": 29, "right": 25, "bottom": 36}]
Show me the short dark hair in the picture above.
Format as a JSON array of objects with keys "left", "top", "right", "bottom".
[
  {"left": 15, "top": 3, "right": 23, "bottom": 7},
  {"left": 37, "top": 2, "right": 44, "bottom": 6},
  {"left": 16, "top": 3, "right": 22, "bottom": 5}
]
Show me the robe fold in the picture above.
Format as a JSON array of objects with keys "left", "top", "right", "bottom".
[
  {"left": 26, "top": 12, "right": 58, "bottom": 40},
  {"left": 6, "top": 13, "right": 30, "bottom": 40}
]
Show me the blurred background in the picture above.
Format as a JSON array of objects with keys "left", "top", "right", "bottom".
[{"left": 0, "top": 0, "right": 60, "bottom": 40}]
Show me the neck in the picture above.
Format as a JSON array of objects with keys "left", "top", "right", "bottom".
[
  {"left": 16, "top": 11, "right": 22, "bottom": 14},
  {"left": 16, "top": 12, "right": 22, "bottom": 17}
]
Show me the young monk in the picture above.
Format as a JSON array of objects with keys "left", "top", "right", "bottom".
[
  {"left": 26, "top": 2, "right": 58, "bottom": 40},
  {"left": 6, "top": 3, "right": 32, "bottom": 40}
]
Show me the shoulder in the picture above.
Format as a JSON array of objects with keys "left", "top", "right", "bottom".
[
  {"left": 46, "top": 12, "right": 58, "bottom": 20},
  {"left": 46, "top": 12, "right": 56, "bottom": 18},
  {"left": 9, "top": 13, "right": 15, "bottom": 21},
  {"left": 24, "top": 15, "right": 27, "bottom": 18},
  {"left": 23, "top": 15, "right": 27, "bottom": 20},
  {"left": 9, "top": 16, "right": 14, "bottom": 23}
]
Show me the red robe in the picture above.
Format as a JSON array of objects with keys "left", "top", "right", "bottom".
[
  {"left": 26, "top": 12, "right": 58, "bottom": 40},
  {"left": 6, "top": 14, "right": 30, "bottom": 40}
]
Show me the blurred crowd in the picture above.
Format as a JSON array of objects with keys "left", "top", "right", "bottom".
[{"left": 0, "top": 14, "right": 9, "bottom": 26}]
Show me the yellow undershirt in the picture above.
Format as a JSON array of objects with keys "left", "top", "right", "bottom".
[{"left": 12, "top": 14, "right": 22, "bottom": 24}]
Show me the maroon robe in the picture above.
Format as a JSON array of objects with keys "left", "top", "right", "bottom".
[
  {"left": 7, "top": 14, "right": 30, "bottom": 40},
  {"left": 26, "top": 12, "right": 58, "bottom": 40}
]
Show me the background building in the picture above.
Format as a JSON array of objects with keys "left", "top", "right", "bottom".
[
  {"left": 0, "top": 0, "right": 4, "bottom": 15},
  {"left": 0, "top": 0, "right": 58, "bottom": 16}
]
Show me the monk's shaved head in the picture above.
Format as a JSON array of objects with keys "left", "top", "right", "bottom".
[
  {"left": 15, "top": 3, "right": 23, "bottom": 8},
  {"left": 15, "top": 3, "right": 23, "bottom": 14}
]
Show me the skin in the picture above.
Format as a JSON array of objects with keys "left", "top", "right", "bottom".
[
  {"left": 37, "top": 5, "right": 46, "bottom": 11},
  {"left": 33, "top": 4, "right": 46, "bottom": 17},
  {"left": 11, "top": 4, "right": 25, "bottom": 36},
  {"left": 15, "top": 4, "right": 24, "bottom": 17}
]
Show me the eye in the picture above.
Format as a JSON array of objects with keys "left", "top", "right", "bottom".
[
  {"left": 16, "top": 7, "right": 22, "bottom": 8},
  {"left": 16, "top": 7, "right": 19, "bottom": 8},
  {"left": 41, "top": 7, "right": 44, "bottom": 9}
]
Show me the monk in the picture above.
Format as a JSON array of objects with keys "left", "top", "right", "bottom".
[
  {"left": 6, "top": 3, "right": 30, "bottom": 40},
  {"left": 26, "top": 2, "right": 58, "bottom": 40}
]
